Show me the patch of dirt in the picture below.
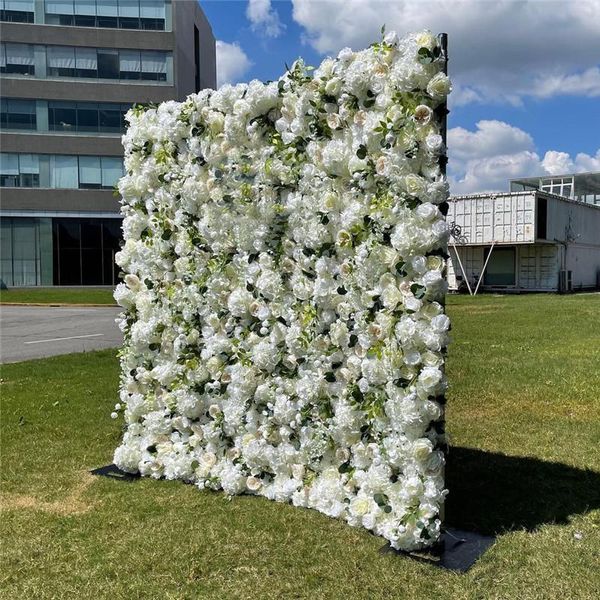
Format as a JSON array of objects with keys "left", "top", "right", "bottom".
[{"left": 0, "top": 472, "right": 96, "bottom": 515}]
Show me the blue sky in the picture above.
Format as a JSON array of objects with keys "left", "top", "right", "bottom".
[{"left": 199, "top": 0, "right": 600, "bottom": 193}]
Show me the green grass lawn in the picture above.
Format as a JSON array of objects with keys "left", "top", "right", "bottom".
[
  {"left": 0, "top": 287, "right": 116, "bottom": 305},
  {"left": 1, "top": 293, "right": 599, "bottom": 599}
]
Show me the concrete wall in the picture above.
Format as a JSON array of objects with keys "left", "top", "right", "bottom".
[
  {"left": 1, "top": 189, "right": 120, "bottom": 213},
  {"left": 172, "top": 0, "right": 216, "bottom": 97}
]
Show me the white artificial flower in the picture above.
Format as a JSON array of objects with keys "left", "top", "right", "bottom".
[
  {"left": 113, "top": 29, "right": 451, "bottom": 554},
  {"left": 427, "top": 73, "right": 452, "bottom": 100}
]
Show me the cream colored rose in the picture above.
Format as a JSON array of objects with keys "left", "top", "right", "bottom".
[
  {"left": 413, "top": 438, "right": 433, "bottom": 462},
  {"left": 404, "top": 174, "right": 427, "bottom": 197},
  {"left": 325, "top": 77, "right": 342, "bottom": 96},
  {"left": 426, "top": 255, "right": 444, "bottom": 271},
  {"left": 427, "top": 73, "right": 452, "bottom": 100},
  {"left": 326, "top": 113, "right": 342, "bottom": 130},
  {"left": 353, "top": 110, "right": 367, "bottom": 126},
  {"left": 336, "top": 448, "right": 350, "bottom": 463},
  {"left": 292, "top": 464, "right": 305, "bottom": 480},
  {"left": 414, "top": 104, "right": 433, "bottom": 125},
  {"left": 350, "top": 497, "right": 371, "bottom": 516},
  {"left": 246, "top": 476, "right": 262, "bottom": 491},
  {"left": 416, "top": 31, "right": 436, "bottom": 51},
  {"left": 201, "top": 451, "right": 217, "bottom": 469}
]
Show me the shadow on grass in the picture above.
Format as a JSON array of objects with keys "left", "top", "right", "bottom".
[{"left": 445, "top": 447, "right": 600, "bottom": 535}]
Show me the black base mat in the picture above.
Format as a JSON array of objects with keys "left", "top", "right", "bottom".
[
  {"left": 91, "top": 463, "right": 140, "bottom": 482},
  {"left": 91, "top": 465, "right": 494, "bottom": 569},
  {"left": 381, "top": 527, "right": 495, "bottom": 572}
]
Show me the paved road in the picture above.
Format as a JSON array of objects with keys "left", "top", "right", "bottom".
[{"left": 0, "top": 305, "right": 123, "bottom": 363}]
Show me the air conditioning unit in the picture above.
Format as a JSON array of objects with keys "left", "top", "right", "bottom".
[{"left": 559, "top": 270, "right": 572, "bottom": 293}]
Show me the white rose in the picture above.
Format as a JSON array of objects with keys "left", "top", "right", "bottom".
[
  {"left": 201, "top": 452, "right": 217, "bottom": 469},
  {"left": 418, "top": 366, "right": 443, "bottom": 392},
  {"left": 427, "top": 73, "right": 452, "bottom": 100},
  {"left": 325, "top": 77, "right": 343, "bottom": 96},
  {"left": 425, "top": 133, "right": 443, "bottom": 154},
  {"left": 327, "top": 113, "right": 342, "bottom": 130},
  {"left": 292, "top": 464, "right": 305, "bottom": 480},
  {"left": 416, "top": 31, "right": 437, "bottom": 51},
  {"left": 350, "top": 497, "right": 371, "bottom": 516},
  {"left": 246, "top": 476, "right": 262, "bottom": 491},
  {"left": 416, "top": 202, "right": 439, "bottom": 222},
  {"left": 404, "top": 174, "right": 427, "bottom": 197},
  {"left": 413, "top": 438, "right": 433, "bottom": 462}
]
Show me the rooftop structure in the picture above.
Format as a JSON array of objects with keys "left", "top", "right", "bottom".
[{"left": 510, "top": 171, "right": 600, "bottom": 206}]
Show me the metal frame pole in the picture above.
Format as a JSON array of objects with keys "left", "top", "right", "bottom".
[
  {"left": 474, "top": 241, "right": 496, "bottom": 295},
  {"left": 451, "top": 242, "right": 473, "bottom": 295}
]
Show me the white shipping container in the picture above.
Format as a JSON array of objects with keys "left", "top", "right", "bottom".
[{"left": 448, "top": 192, "right": 536, "bottom": 245}]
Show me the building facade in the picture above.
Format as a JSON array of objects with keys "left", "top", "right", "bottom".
[
  {"left": 447, "top": 172, "right": 600, "bottom": 293},
  {"left": 0, "top": 0, "right": 216, "bottom": 286}
]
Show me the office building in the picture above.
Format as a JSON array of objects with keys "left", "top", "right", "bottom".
[{"left": 0, "top": 0, "right": 216, "bottom": 286}]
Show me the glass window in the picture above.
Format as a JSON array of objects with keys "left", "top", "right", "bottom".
[
  {"left": 141, "top": 50, "right": 166, "bottom": 81},
  {"left": 484, "top": 247, "right": 516, "bottom": 286},
  {"left": 48, "top": 100, "right": 77, "bottom": 131},
  {"left": 18, "top": 154, "right": 40, "bottom": 187},
  {"left": 50, "top": 155, "right": 78, "bottom": 188},
  {"left": 1, "top": 0, "right": 35, "bottom": 23},
  {"left": 0, "top": 153, "right": 19, "bottom": 187},
  {"left": 74, "top": 0, "right": 95, "bottom": 14},
  {"left": 97, "top": 49, "right": 119, "bottom": 79},
  {"left": 99, "top": 103, "right": 123, "bottom": 132},
  {"left": 97, "top": 0, "right": 118, "bottom": 26},
  {"left": 45, "top": 0, "right": 74, "bottom": 24},
  {"left": 2, "top": 43, "right": 35, "bottom": 75},
  {"left": 118, "top": 0, "right": 139, "bottom": 28},
  {"left": 75, "top": 47, "right": 97, "bottom": 77},
  {"left": 101, "top": 156, "right": 123, "bottom": 188},
  {"left": 47, "top": 46, "right": 76, "bottom": 77},
  {"left": 77, "top": 102, "right": 99, "bottom": 132},
  {"left": 119, "top": 50, "right": 141, "bottom": 80},
  {"left": 140, "top": 0, "right": 164, "bottom": 30},
  {"left": 0, "top": 98, "right": 36, "bottom": 130},
  {"left": 79, "top": 156, "right": 102, "bottom": 188},
  {"left": 0, "top": 153, "right": 39, "bottom": 187},
  {"left": 97, "top": 0, "right": 118, "bottom": 16},
  {"left": 45, "top": 0, "right": 74, "bottom": 13}
]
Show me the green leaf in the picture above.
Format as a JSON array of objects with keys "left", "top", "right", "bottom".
[
  {"left": 373, "top": 493, "right": 389, "bottom": 507},
  {"left": 411, "top": 283, "right": 426, "bottom": 299},
  {"left": 417, "top": 47, "right": 433, "bottom": 64},
  {"left": 356, "top": 145, "right": 368, "bottom": 159}
]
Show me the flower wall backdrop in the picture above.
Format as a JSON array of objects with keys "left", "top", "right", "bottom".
[{"left": 113, "top": 29, "right": 451, "bottom": 551}]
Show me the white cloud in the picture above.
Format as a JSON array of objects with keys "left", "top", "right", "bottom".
[
  {"left": 247, "top": 0, "right": 285, "bottom": 38},
  {"left": 449, "top": 120, "right": 534, "bottom": 162},
  {"left": 291, "top": 0, "right": 600, "bottom": 105},
  {"left": 216, "top": 40, "right": 252, "bottom": 87},
  {"left": 448, "top": 120, "right": 600, "bottom": 194},
  {"left": 531, "top": 67, "right": 600, "bottom": 99}
]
